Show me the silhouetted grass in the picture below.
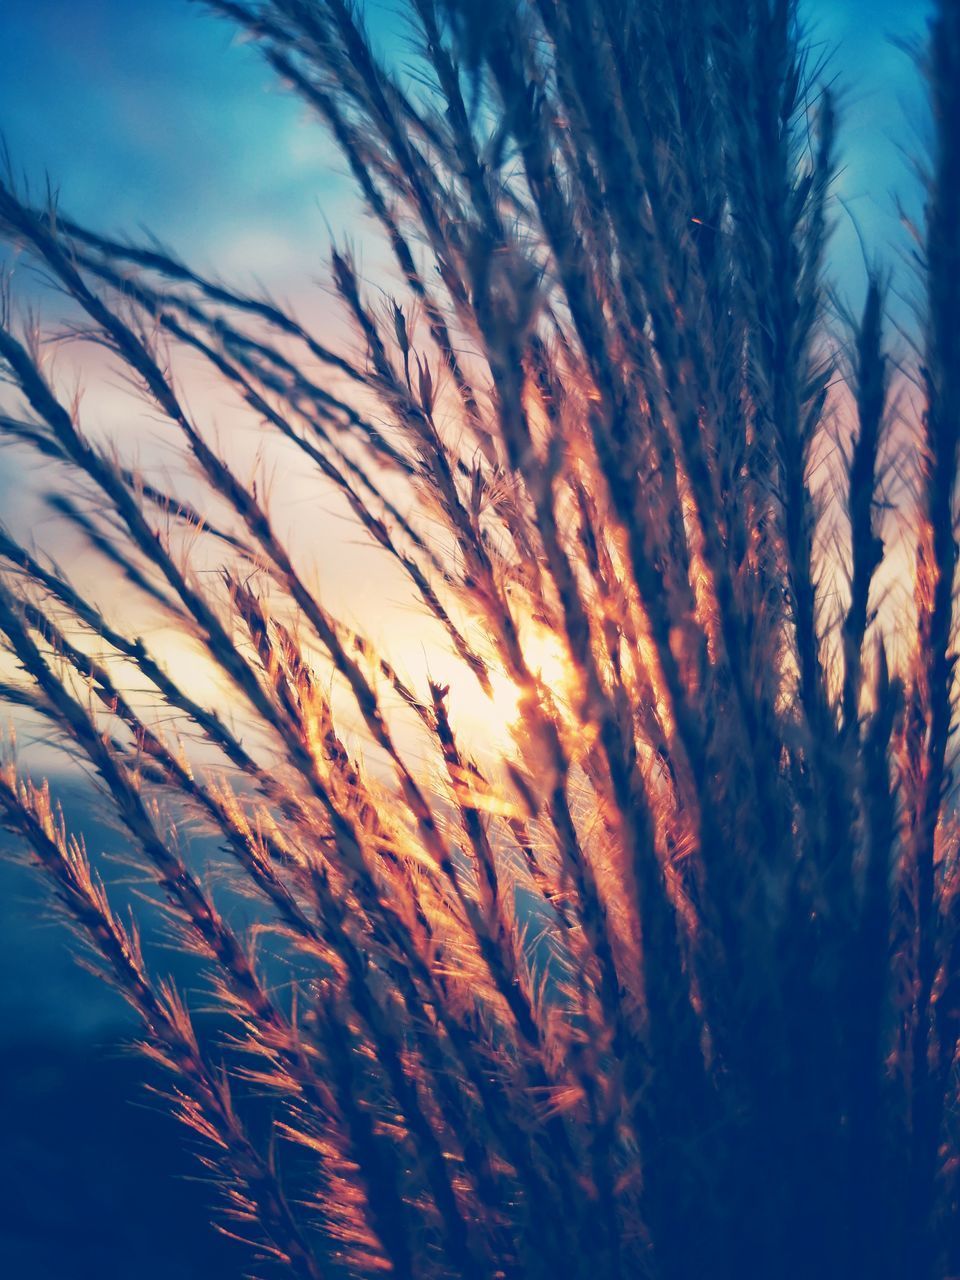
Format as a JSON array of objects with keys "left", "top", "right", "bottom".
[{"left": 0, "top": 2, "right": 959, "bottom": 1277}]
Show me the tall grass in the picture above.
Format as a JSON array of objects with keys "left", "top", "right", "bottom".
[{"left": 0, "top": 0, "right": 958, "bottom": 1275}]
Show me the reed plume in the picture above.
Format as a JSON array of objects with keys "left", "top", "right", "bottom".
[{"left": 0, "top": 1, "right": 958, "bottom": 1276}]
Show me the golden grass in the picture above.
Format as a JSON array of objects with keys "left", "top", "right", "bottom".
[{"left": 0, "top": 1, "right": 959, "bottom": 1276}]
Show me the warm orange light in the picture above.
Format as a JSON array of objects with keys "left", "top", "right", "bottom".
[{"left": 430, "top": 620, "right": 575, "bottom": 760}]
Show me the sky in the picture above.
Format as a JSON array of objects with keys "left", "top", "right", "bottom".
[
  {"left": 0, "top": 0, "right": 938, "bottom": 753},
  {"left": 0, "top": 0, "right": 934, "bottom": 295},
  {"left": 1, "top": 0, "right": 356, "bottom": 282}
]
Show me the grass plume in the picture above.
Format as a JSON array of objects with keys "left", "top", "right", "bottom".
[{"left": 1, "top": 1, "right": 959, "bottom": 1277}]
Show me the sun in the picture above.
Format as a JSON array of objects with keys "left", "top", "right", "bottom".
[{"left": 428, "top": 620, "right": 576, "bottom": 760}]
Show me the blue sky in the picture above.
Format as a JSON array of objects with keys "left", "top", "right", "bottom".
[
  {"left": 1, "top": 0, "right": 357, "bottom": 285},
  {"left": 0, "top": 0, "right": 934, "bottom": 300}
]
